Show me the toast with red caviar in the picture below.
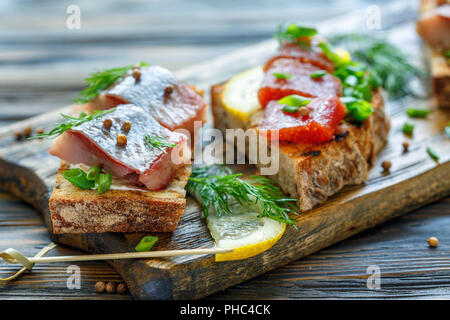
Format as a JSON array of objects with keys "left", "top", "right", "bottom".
[{"left": 211, "top": 25, "right": 390, "bottom": 211}]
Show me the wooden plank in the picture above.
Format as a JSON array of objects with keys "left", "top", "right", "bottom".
[{"left": 1, "top": 2, "right": 449, "bottom": 300}]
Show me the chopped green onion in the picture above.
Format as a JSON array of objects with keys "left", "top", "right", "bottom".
[
  {"left": 282, "top": 105, "right": 301, "bottom": 113},
  {"left": 426, "top": 146, "right": 439, "bottom": 161},
  {"left": 340, "top": 97, "right": 357, "bottom": 104},
  {"left": 310, "top": 70, "right": 327, "bottom": 79},
  {"left": 278, "top": 95, "right": 311, "bottom": 107},
  {"left": 279, "top": 95, "right": 311, "bottom": 114},
  {"left": 406, "top": 108, "right": 431, "bottom": 118},
  {"left": 318, "top": 42, "right": 342, "bottom": 66},
  {"left": 62, "top": 168, "right": 95, "bottom": 190},
  {"left": 273, "top": 72, "right": 292, "bottom": 80},
  {"left": 275, "top": 24, "right": 318, "bottom": 45},
  {"left": 345, "top": 100, "right": 374, "bottom": 122},
  {"left": 97, "top": 173, "right": 112, "bottom": 194},
  {"left": 402, "top": 122, "right": 415, "bottom": 135},
  {"left": 86, "top": 165, "right": 101, "bottom": 181},
  {"left": 135, "top": 236, "right": 158, "bottom": 252},
  {"left": 345, "top": 75, "right": 358, "bottom": 86}
]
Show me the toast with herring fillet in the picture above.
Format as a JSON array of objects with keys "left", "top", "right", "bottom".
[
  {"left": 417, "top": 0, "right": 450, "bottom": 108},
  {"left": 50, "top": 161, "right": 191, "bottom": 234},
  {"left": 211, "top": 83, "right": 390, "bottom": 211}
]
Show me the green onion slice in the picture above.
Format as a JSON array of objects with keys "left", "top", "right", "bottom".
[
  {"left": 402, "top": 122, "right": 415, "bottom": 135},
  {"left": 135, "top": 236, "right": 158, "bottom": 252},
  {"left": 426, "top": 146, "right": 439, "bottom": 161},
  {"left": 86, "top": 165, "right": 101, "bottom": 181},
  {"left": 310, "top": 70, "right": 327, "bottom": 79},
  {"left": 62, "top": 168, "right": 95, "bottom": 190},
  {"left": 406, "top": 108, "right": 431, "bottom": 118},
  {"left": 273, "top": 72, "right": 292, "bottom": 80},
  {"left": 97, "top": 173, "right": 112, "bottom": 195}
]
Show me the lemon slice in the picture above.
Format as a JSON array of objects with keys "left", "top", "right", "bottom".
[
  {"left": 335, "top": 48, "right": 352, "bottom": 64},
  {"left": 207, "top": 203, "right": 286, "bottom": 261},
  {"left": 221, "top": 66, "right": 264, "bottom": 123}
]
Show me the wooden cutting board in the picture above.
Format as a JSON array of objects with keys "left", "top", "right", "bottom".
[{"left": 0, "top": 2, "right": 449, "bottom": 299}]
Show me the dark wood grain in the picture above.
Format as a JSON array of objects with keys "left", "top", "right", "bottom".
[{"left": 1, "top": 0, "right": 450, "bottom": 300}]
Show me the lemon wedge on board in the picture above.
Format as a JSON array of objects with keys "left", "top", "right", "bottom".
[
  {"left": 207, "top": 203, "right": 286, "bottom": 262},
  {"left": 221, "top": 66, "right": 264, "bottom": 123}
]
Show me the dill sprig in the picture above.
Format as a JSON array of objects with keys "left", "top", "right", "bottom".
[
  {"left": 74, "top": 62, "right": 149, "bottom": 104},
  {"left": 187, "top": 164, "right": 298, "bottom": 225},
  {"left": 28, "top": 109, "right": 116, "bottom": 140},
  {"left": 328, "top": 33, "right": 424, "bottom": 98},
  {"left": 144, "top": 133, "right": 178, "bottom": 153}
]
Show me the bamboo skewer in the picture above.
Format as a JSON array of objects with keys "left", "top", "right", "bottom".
[
  {"left": 0, "top": 243, "right": 233, "bottom": 283},
  {"left": 27, "top": 248, "right": 233, "bottom": 263}
]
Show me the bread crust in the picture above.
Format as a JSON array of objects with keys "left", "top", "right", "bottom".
[
  {"left": 50, "top": 162, "right": 191, "bottom": 233},
  {"left": 211, "top": 83, "right": 390, "bottom": 211}
]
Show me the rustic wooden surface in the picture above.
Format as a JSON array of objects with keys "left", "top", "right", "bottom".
[{"left": 1, "top": 0, "right": 450, "bottom": 299}]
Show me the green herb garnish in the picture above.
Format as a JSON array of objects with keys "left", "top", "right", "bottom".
[
  {"left": 344, "top": 99, "right": 374, "bottom": 122},
  {"left": 445, "top": 50, "right": 450, "bottom": 58},
  {"left": 329, "top": 34, "right": 424, "bottom": 98},
  {"left": 97, "top": 173, "right": 112, "bottom": 195},
  {"left": 135, "top": 236, "right": 158, "bottom": 252},
  {"left": 74, "top": 62, "right": 149, "bottom": 104},
  {"left": 63, "top": 166, "right": 112, "bottom": 194},
  {"left": 62, "top": 168, "right": 95, "bottom": 190},
  {"left": 86, "top": 165, "right": 101, "bottom": 181},
  {"left": 273, "top": 72, "right": 293, "bottom": 80},
  {"left": 406, "top": 108, "right": 431, "bottom": 118},
  {"left": 278, "top": 95, "right": 311, "bottom": 114},
  {"left": 318, "top": 42, "right": 343, "bottom": 66},
  {"left": 275, "top": 24, "right": 317, "bottom": 46},
  {"left": 144, "top": 134, "right": 178, "bottom": 153},
  {"left": 402, "top": 121, "right": 415, "bottom": 135},
  {"left": 186, "top": 165, "right": 298, "bottom": 225},
  {"left": 310, "top": 70, "right": 327, "bottom": 79},
  {"left": 28, "top": 109, "right": 115, "bottom": 140},
  {"left": 426, "top": 146, "right": 439, "bottom": 161}
]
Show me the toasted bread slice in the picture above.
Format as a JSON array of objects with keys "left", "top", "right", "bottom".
[
  {"left": 419, "top": 0, "right": 450, "bottom": 108},
  {"left": 211, "top": 83, "right": 390, "bottom": 211},
  {"left": 427, "top": 48, "right": 450, "bottom": 108},
  {"left": 50, "top": 161, "right": 191, "bottom": 234}
]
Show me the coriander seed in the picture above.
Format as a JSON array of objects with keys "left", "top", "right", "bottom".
[
  {"left": 117, "top": 134, "right": 127, "bottom": 146},
  {"left": 103, "top": 118, "right": 112, "bottom": 130},
  {"left": 427, "top": 237, "right": 439, "bottom": 247},
  {"left": 402, "top": 141, "right": 409, "bottom": 153},
  {"left": 105, "top": 281, "right": 117, "bottom": 294},
  {"left": 23, "top": 126, "right": 32, "bottom": 138},
  {"left": 164, "top": 84, "right": 174, "bottom": 96},
  {"left": 297, "top": 107, "right": 310, "bottom": 116},
  {"left": 381, "top": 160, "right": 391, "bottom": 172},
  {"left": 132, "top": 67, "right": 141, "bottom": 82},
  {"left": 95, "top": 281, "right": 106, "bottom": 293},
  {"left": 117, "top": 282, "right": 127, "bottom": 294},
  {"left": 122, "top": 121, "right": 132, "bottom": 132}
]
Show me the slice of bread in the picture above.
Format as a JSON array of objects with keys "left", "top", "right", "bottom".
[
  {"left": 419, "top": 0, "right": 450, "bottom": 108},
  {"left": 50, "top": 161, "right": 191, "bottom": 234},
  {"left": 211, "top": 83, "right": 390, "bottom": 211}
]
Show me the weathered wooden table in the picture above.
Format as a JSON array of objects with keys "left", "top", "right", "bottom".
[{"left": 1, "top": 0, "right": 449, "bottom": 299}]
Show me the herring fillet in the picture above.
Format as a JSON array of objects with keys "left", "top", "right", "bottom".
[
  {"left": 85, "top": 66, "right": 208, "bottom": 135},
  {"left": 49, "top": 104, "right": 190, "bottom": 190}
]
